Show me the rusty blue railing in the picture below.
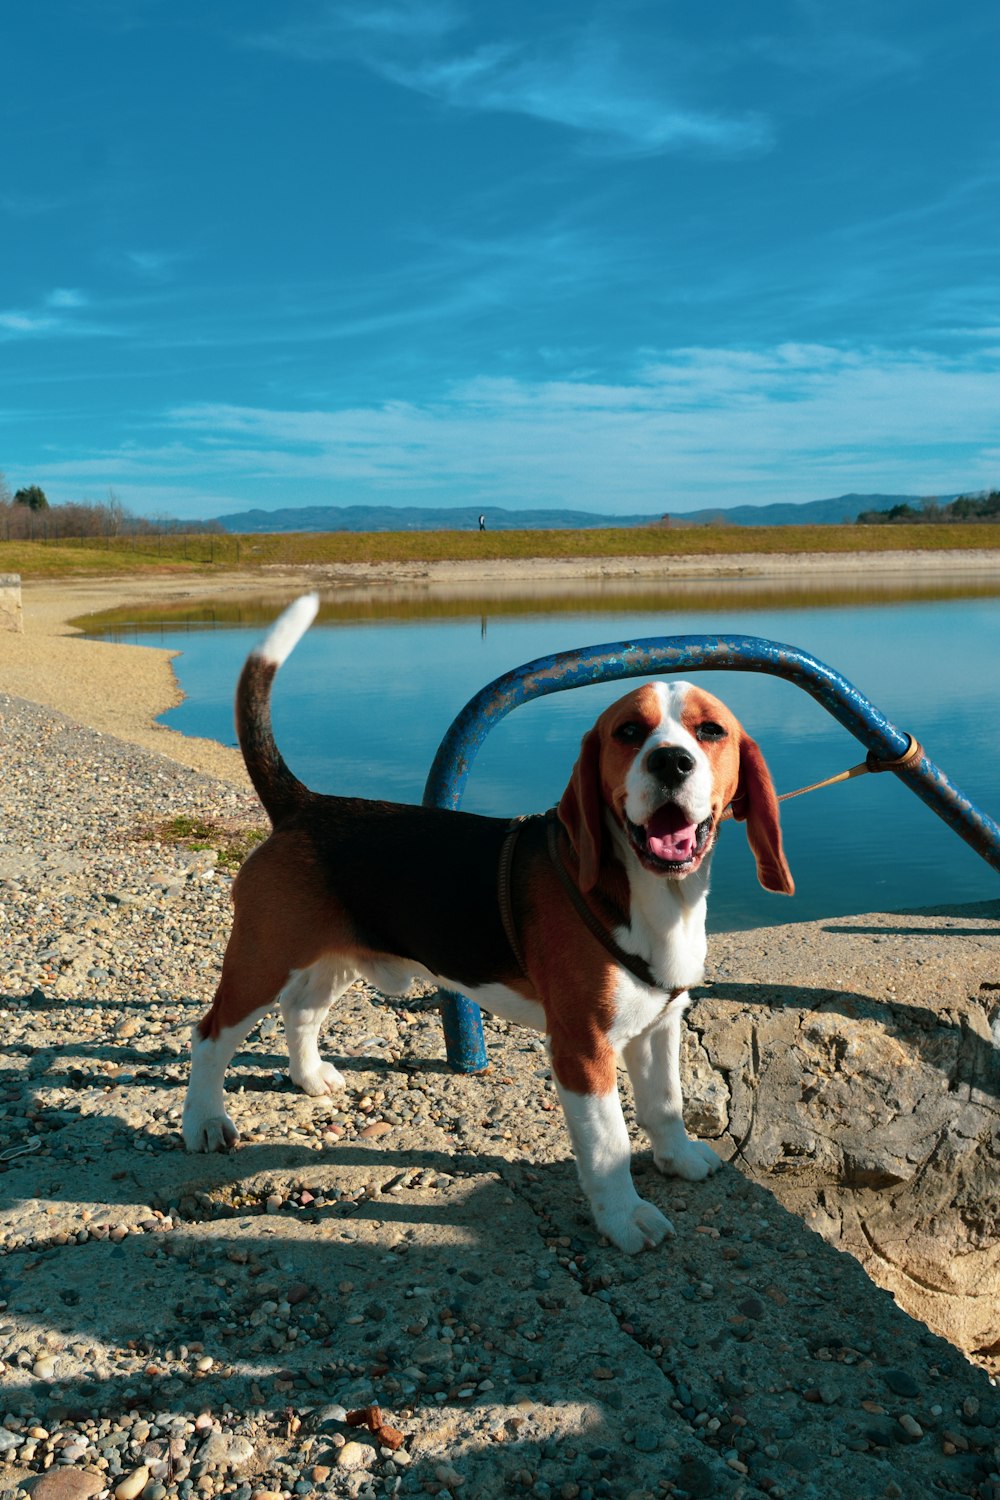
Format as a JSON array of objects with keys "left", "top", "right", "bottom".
[{"left": 422, "top": 633, "right": 1000, "bottom": 1073}]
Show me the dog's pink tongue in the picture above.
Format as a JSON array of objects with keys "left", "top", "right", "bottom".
[{"left": 646, "top": 805, "right": 699, "bottom": 862}]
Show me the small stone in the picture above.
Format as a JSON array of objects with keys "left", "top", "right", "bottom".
[
  {"left": 898, "top": 1414, "right": 923, "bottom": 1440},
  {"left": 316, "top": 1404, "right": 348, "bottom": 1426},
  {"left": 360, "top": 1121, "right": 391, "bottom": 1139},
  {"left": 883, "top": 1368, "right": 920, "bottom": 1399},
  {"left": 115, "top": 1467, "right": 151, "bottom": 1500},
  {"left": 736, "top": 1296, "right": 765, "bottom": 1320},
  {"left": 781, "top": 1441, "right": 818, "bottom": 1474},
  {"left": 336, "top": 1441, "right": 372, "bottom": 1470},
  {"left": 228, "top": 1437, "right": 255, "bottom": 1468},
  {"left": 32, "top": 1470, "right": 104, "bottom": 1500},
  {"left": 675, "top": 1458, "right": 715, "bottom": 1499}
]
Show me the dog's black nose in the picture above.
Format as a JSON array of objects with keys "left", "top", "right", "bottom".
[{"left": 646, "top": 745, "right": 696, "bottom": 788}]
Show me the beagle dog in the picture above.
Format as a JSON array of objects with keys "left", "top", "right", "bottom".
[{"left": 183, "top": 594, "right": 793, "bottom": 1253}]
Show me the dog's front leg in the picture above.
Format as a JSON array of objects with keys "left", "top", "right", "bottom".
[
  {"left": 550, "top": 1038, "right": 674, "bottom": 1254},
  {"left": 184, "top": 1005, "right": 269, "bottom": 1152},
  {"left": 622, "top": 996, "right": 722, "bottom": 1182}
]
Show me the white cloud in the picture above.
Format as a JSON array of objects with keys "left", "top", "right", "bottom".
[
  {"left": 385, "top": 39, "right": 771, "bottom": 155},
  {"left": 147, "top": 342, "right": 998, "bottom": 505},
  {"left": 0, "top": 292, "right": 119, "bottom": 342},
  {"left": 0, "top": 311, "right": 58, "bottom": 334},
  {"left": 26, "top": 343, "right": 998, "bottom": 518},
  {"left": 249, "top": 5, "right": 771, "bottom": 157},
  {"left": 46, "top": 288, "right": 88, "bottom": 309}
]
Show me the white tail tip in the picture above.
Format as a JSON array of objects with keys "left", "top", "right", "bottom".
[{"left": 255, "top": 592, "right": 320, "bottom": 667}]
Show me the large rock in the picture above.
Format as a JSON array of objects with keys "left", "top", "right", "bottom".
[{"left": 685, "top": 900, "right": 1000, "bottom": 1367}]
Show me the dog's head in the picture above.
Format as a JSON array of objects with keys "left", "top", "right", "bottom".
[{"left": 557, "top": 681, "right": 793, "bottom": 896}]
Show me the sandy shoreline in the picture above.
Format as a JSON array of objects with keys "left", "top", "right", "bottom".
[
  {"left": 2, "top": 561, "right": 999, "bottom": 1491},
  {"left": 3, "top": 546, "right": 1000, "bottom": 782}
]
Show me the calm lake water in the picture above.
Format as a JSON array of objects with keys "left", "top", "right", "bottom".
[{"left": 88, "top": 579, "right": 1000, "bottom": 931}]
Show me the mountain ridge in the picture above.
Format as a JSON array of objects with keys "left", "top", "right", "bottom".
[{"left": 213, "top": 493, "right": 940, "bottom": 534}]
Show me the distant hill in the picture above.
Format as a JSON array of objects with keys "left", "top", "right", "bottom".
[
  {"left": 213, "top": 503, "right": 655, "bottom": 533},
  {"left": 212, "top": 494, "right": 937, "bottom": 534},
  {"left": 677, "top": 493, "right": 939, "bottom": 527}
]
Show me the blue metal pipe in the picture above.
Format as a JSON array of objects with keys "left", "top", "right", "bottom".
[{"left": 423, "top": 633, "right": 1000, "bottom": 1071}]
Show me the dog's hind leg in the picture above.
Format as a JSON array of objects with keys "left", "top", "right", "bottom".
[
  {"left": 279, "top": 956, "right": 355, "bottom": 1096},
  {"left": 183, "top": 919, "right": 295, "bottom": 1151}
]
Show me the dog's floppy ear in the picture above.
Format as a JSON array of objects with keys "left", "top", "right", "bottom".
[
  {"left": 557, "top": 727, "right": 605, "bottom": 892},
  {"left": 730, "top": 733, "right": 794, "bottom": 895}
]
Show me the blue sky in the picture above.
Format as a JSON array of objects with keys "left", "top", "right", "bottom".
[{"left": 2, "top": 1, "right": 998, "bottom": 521}]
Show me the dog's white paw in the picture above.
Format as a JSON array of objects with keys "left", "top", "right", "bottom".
[
  {"left": 654, "top": 1137, "right": 722, "bottom": 1182},
  {"left": 183, "top": 1110, "right": 239, "bottom": 1153},
  {"left": 291, "top": 1060, "right": 345, "bottom": 1097},
  {"left": 598, "top": 1198, "right": 675, "bottom": 1255}
]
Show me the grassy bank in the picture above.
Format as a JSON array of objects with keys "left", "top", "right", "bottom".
[{"left": 2, "top": 522, "right": 1000, "bottom": 579}]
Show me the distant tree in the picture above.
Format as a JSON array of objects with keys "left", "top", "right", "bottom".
[
  {"left": 0, "top": 470, "right": 11, "bottom": 505},
  {"left": 14, "top": 484, "right": 49, "bottom": 512}
]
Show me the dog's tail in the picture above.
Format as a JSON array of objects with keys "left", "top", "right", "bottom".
[{"left": 235, "top": 592, "right": 320, "bottom": 823}]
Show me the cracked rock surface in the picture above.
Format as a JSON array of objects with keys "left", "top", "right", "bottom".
[{"left": 1, "top": 693, "right": 999, "bottom": 1500}]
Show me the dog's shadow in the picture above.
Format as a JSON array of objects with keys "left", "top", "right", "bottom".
[{"left": 2, "top": 1103, "right": 996, "bottom": 1499}]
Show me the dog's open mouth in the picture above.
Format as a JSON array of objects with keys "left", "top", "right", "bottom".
[{"left": 627, "top": 805, "right": 714, "bottom": 876}]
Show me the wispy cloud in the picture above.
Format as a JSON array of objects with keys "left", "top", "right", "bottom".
[
  {"left": 46, "top": 288, "right": 88, "bottom": 309},
  {"left": 248, "top": 3, "right": 771, "bottom": 157},
  {"left": 0, "top": 311, "right": 59, "bottom": 335},
  {"left": 387, "top": 40, "right": 771, "bottom": 156},
  {"left": 113, "top": 248, "right": 189, "bottom": 282},
  {"left": 37, "top": 341, "right": 985, "bottom": 515},
  {"left": 0, "top": 288, "right": 119, "bottom": 342}
]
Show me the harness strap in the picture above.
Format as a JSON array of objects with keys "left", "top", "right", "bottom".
[
  {"left": 499, "top": 812, "right": 666, "bottom": 989},
  {"left": 497, "top": 815, "right": 530, "bottom": 975},
  {"left": 545, "top": 813, "right": 663, "bottom": 989}
]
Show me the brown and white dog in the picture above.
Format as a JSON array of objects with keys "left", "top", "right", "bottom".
[{"left": 183, "top": 594, "right": 793, "bottom": 1253}]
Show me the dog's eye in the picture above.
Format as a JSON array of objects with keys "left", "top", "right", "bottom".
[
  {"left": 613, "top": 721, "right": 646, "bottom": 744},
  {"left": 696, "top": 721, "right": 727, "bottom": 743}
]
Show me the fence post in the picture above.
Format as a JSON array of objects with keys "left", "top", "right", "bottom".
[{"left": 0, "top": 573, "right": 23, "bottom": 632}]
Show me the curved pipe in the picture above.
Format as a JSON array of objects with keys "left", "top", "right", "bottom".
[{"left": 423, "top": 633, "right": 1000, "bottom": 1071}]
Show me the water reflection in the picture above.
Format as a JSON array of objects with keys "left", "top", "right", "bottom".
[
  {"left": 80, "top": 580, "right": 1000, "bottom": 930},
  {"left": 77, "top": 569, "right": 1000, "bottom": 638}
]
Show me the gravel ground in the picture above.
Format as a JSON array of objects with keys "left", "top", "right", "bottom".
[{"left": 1, "top": 692, "right": 999, "bottom": 1500}]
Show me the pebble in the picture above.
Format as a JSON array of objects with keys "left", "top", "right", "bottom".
[
  {"left": 32, "top": 1471, "right": 104, "bottom": 1500},
  {"left": 335, "top": 1441, "right": 372, "bottom": 1471},
  {"left": 0, "top": 690, "right": 997, "bottom": 1500},
  {"left": 115, "top": 1466, "right": 150, "bottom": 1500},
  {"left": 883, "top": 1368, "right": 921, "bottom": 1398}
]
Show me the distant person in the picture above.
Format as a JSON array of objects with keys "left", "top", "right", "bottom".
[{"left": 478, "top": 513, "right": 486, "bottom": 531}]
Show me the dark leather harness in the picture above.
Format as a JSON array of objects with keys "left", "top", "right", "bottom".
[{"left": 497, "top": 810, "right": 659, "bottom": 988}]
